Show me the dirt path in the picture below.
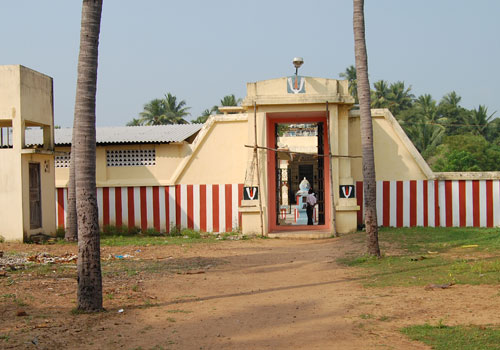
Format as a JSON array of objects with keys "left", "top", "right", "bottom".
[{"left": 1, "top": 236, "right": 499, "bottom": 349}]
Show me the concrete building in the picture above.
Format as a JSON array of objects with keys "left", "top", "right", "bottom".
[
  {"left": 1, "top": 65, "right": 499, "bottom": 241},
  {"left": 0, "top": 65, "right": 56, "bottom": 241}
]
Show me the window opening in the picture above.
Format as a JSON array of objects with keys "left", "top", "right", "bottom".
[{"left": 106, "top": 149, "right": 156, "bottom": 167}]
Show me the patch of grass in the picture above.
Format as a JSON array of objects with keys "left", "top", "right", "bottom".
[
  {"left": 340, "top": 228, "right": 500, "bottom": 287},
  {"left": 166, "top": 309, "right": 192, "bottom": 314},
  {"left": 401, "top": 324, "right": 500, "bottom": 350},
  {"left": 379, "top": 227, "right": 500, "bottom": 254},
  {"left": 166, "top": 317, "right": 176, "bottom": 323}
]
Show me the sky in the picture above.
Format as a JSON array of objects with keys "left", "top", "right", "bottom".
[{"left": 2, "top": 0, "right": 499, "bottom": 127}]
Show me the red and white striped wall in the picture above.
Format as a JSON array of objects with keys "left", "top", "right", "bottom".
[
  {"left": 356, "top": 180, "right": 500, "bottom": 228},
  {"left": 56, "top": 184, "right": 244, "bottom": 233}
]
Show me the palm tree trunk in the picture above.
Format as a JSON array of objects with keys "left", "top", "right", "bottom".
[
  {"left": 353, "top": 0, "right": 381, "bottom": 257},
  {"left": 65, "top": 147, "right": 77, "bottom": 241},
  {"left": 74, "top": 0, "right": 103, "bottom": 311}
]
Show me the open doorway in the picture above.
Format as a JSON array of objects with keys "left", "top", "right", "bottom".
[{"left": 267, "top": 113, "right": 330, "bottom": 231}]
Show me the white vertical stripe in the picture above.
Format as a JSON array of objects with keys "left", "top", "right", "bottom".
[
  {"left": 109, "top": 187, "right": 116, "bottom": 226},
  {"left": 428, "top": 181, "right": 435, "bottom": 227},
  {"left": 122, "top": 187, "right": 128, "bottom": 226},
  {"left": 193, "top": 184, "right": 200, "bottom": 231},
  {"left": 452, "top": 181, "right": 460, "bottom": 227},
  {"left": 133, "top": 187, "right": 141, "bottom": 229},
  {"left": 389, "top": 181, "right": 397, "bottom": 227},
  {"left": 465, "top": 181, "right": 473, "bottom": 226},
  {"left": 168, "top": 186, "right": 176, "bottom": 230},
  {"left": 63, "top": 188, "right": 68, "bottom": 228},
  {"left": 232, "top": 183, "right": 239, "bottom": 231},
  {"left": 159, "top": 186, "right": 166, "bottom": 232},
  {"left": 146, "top": 187, "right": 154, "bottom": 229},
  {"left": 376, "top": 181, "right": 383, "bottom": 226},
  {"left": 416, "top": 180, "right": 424, "bottom": 226},
  {"left": 493, "top": 180, "right": 500, "bottom": 227},
  {"left": 206, "top": 185, "right": 213, "bottom": 232},
  {"left": 180, "top": 184, "right": 187, "bottom": 228},
  {"left": 438, "top": 181, "right": 446, "bottom": 227},
  {"left": 219, "top": 185, "right": 225, "bottom": 233},
  {"left": 97, "top": 187, "right": 103, "bottom": 228},
  {"left": 480, "top": 180, "right": 487, "bottom": 227},
  {"left": 403, "top": 181, "right": 410, "bottom": 227}
]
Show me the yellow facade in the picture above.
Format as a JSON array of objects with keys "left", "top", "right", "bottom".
[{"left": 0, "top": 65, "right": 56, "bottom": 241}]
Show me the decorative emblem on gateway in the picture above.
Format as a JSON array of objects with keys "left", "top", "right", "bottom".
[
  {"left": 339, "top": 185, "right": 355, "bottom": 199},
  {"left": 243, "top": 186, "right": 259, "bottom": 200},
  {"left": 287, "top": 75, "right": 305, "bottom": 94}
]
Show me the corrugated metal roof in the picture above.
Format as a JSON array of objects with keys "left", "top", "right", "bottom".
[{"left": 21, "top": 124, "right": 203, "bottom": 146}]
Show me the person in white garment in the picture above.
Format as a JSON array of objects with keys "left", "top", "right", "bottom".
[{"left": 306, "top": 188, "right": 317, "bottom": 225}]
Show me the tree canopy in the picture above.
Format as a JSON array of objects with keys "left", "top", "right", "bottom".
[{"left": 128, "top": 93, "right": 190, "bottom": 126}]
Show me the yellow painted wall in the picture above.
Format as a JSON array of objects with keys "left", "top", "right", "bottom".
[
  {"left": 0, "top": 150, "right": 23, "bottom": 241},
  {"left": 55, "top": 143, "right": 190, "bottom": 187},
  {"left": 349, "top": 114, "right": 428, "bottom": 181},
  {"left": 177, "top": 119, "right": 248, "bottom": 184},
  {"left": 0, "top": 65, "right": 56, "bottom": 241}
]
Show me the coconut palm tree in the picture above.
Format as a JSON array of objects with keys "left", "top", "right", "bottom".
[
  {"left": 386, "top": 81, "right": 414, "bottom": 117},
  {"left": 139, "top": 98, "right": 168, "bottom": 125},
  {"left": 73, "top": 0, "right": 103, "bottom": 311},
  {"left": 464, "top": 105, "right": 496, "bottom": 137},
  {"left": 163, "top": 93, "right": 190, "bottom": 124},
  {"left": 371, "top": 80, "right": 390, "bottom": 109},
  {"left": 339, "top": 65, "right": 358, "bottom": 102},
  {"left": 353, "top": 0, "right": 380, "bottom": 257}
]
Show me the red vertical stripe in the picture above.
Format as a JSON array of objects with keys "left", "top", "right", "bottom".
[
  {"left": 473, "top": 180, "right": 480, "bottom": 227},
  {"left": 57, "top": 188, "right": 65, "bottom": 228},
  {"left": 127, "top": 187, "right": 135, "bottom": 229},
  {"left": 383, "top": 181, "right": 390, "bottom": 227},
  {"left": 410, "top": 180, "right": 417, "bottom": 227},
  {"left": 165, "top": 186, "right": 170, "bottom": 233},
  {"left": 225, "top": 184, "right": 232, "bottom": 232},
  {"left": 187, "top": 185, "right": 194, "bottom": 229},
  {"left": 103, "top": 187, "right": 110, "bottom": 227},
  {"left": 459, "top": 181, "right": 466, "bottom": 227},
  {"left": 200, "top": 185, "right": 207, "bottom": 232},
  {"left": 175, "top": 185, "right": 181, "bottom": 229},
  {"left": 486, "top": 180, "right": 493, "bottom": 227},
  {"left": 153, "top": 186, "right": 160, "bottom": 232},
  {"left": 140, "top": 186, "right": 147, "bottom": 232},
  {"left": 238, "top": 184, "right": 243, "bottom": 229},
  {"left": 423, "top": 180, "right": 428, "bottom": 227},
  {"left": 445, "top": 181, "right": 453, "bottom": 227},
  {"left": 434, "top": 181, "right": 440, "bottom": 227},
  {"left": 356, "top": 181, "right": 363, "bottom": 225},
  {"left": 396, "top": 181, "right": 403, "bottom": 227},
  {"left": 115, "top": 187, "right": 122, "bottom": 228},
  {"left": 213, "top": 184, "right": 219, "bottom": 232}
]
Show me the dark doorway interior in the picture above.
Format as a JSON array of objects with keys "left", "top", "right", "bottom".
[
  {"left": 274, "top": 122, "right": 325, "bottom": 226},
  {"left": 29, "top": 163, "right": 42, "bottom": 229}
]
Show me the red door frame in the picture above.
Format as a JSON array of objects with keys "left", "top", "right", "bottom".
[{"left": 266, "top": 111, "right": 331, "bottom": 232}]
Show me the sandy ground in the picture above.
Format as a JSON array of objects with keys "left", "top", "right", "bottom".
[{"left": 1, "top": 234, "right": 499, "bottom": 350}]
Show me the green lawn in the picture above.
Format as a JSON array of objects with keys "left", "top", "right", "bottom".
[
  {"left": 402, "top": 324, "right": 500, "bottom": 350},
  {"left": 339, "top": 227, "right": 500, "bottom": 287}
]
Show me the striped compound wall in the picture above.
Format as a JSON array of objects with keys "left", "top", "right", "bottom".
[
  {"left": 356, "top": 180, "right": 500, "bottom": 228},
  {"left": 56, "top": 184, "right": 243, "bottom": 233}
]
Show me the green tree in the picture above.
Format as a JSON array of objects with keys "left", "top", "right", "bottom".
[
  {"left": 131, "top": 93, "right": 191, "bottom": 125},
  {"left": 126, "top": 118, "right": 142, "bottom": 126},
  {"left": 431, "top": 134, "right": 500, "bottom": 171},
  {"left": 386, "top": 81, "right": 414, "bottom": 117},
  {"left": 462, "top": 105, "right": 496, "bottom": 138},
  {"left": 438, "top": 91, "right": 468, "bottom": 135},
  {"left": 371, "top": 80, "right": 390, "bottom": 109},
  {"left": 73, "top": 0, "right": 103, "bottom": 312},
  {"left": 339, "top": 65, "right": 358, "bottom": 102},
  {"left": 353, "top": 0, "right": 380, "bottom": 257}
]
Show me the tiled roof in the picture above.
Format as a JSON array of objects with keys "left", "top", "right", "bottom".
[{"left": 22, "top": 124, "right": 203, "bottom": 146}]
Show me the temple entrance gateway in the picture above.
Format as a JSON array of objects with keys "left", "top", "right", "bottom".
[
  {"left": 274, "top": 122, "right": 325, "bottom": 226},
  {"left": 266, "top": 112, "right": 332, "bottom": 232}
]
